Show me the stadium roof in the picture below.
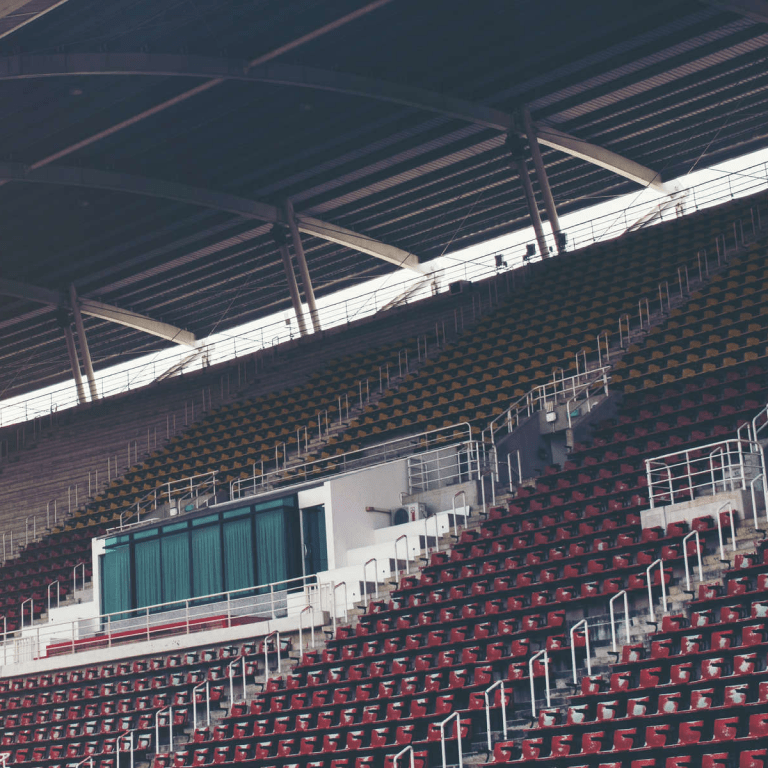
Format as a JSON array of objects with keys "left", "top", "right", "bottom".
[{"left": 1, "top": 0, "right": 767, "bottom": 400}]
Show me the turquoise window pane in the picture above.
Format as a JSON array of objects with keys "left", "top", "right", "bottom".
[
  {"left": 134, "top": 539, "right": 161, "bottom": 609},
  {"left": 254, "top": 508, "right": 288, "bottom": 587},
  {"left": 161, "top": 533, "right": 190, "bottom": 604},
  {"left": 191, "top": 525, "right": 222, "bottom": 598},
  {"left": 101, "top": 545, "right": 131, "bottom": 617},
  {"left": 223, "top": 518, "right": 254, "bottom": 592}
]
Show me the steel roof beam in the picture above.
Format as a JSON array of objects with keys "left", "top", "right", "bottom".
[
  {"left": 533, "top": 124, "right": 670, "bottom": 194},
  {"left": 0, "top": 162, "right": 425, "bottom": 274},
  {"left": 0, "top": 1, "right": 72, "bottom": 40},
  {"left": 699, "top": 0, "right": 768, "bottom": 23},
  {"left": 0, "top": 277, "right": 197, "bottom": 346},
  {"left": 0, "top": 54, "right": 668, "bottom": 192},
  {"left": 78, "top": 298, "right": 197, "bottom": 347}
]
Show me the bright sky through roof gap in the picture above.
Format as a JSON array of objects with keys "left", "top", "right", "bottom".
[{"left": 2, "top": 144, "right": 768, "bottom": 426}]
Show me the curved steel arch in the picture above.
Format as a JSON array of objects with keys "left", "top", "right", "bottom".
[
  {"left": 0, "top": 53, "right": 668, "bottom": 192},
  {"left": 0, "top": 162, "right": 424, "bottom": 272}
]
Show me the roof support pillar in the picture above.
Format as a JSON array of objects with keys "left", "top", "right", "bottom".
[
  {"left": 523, "top": 108, "right": 564, "bottom": 255},
  {"left": 272, "top": 225, "right": 308, "bottom": 337},
  {"left": 69, "top": 284, "right": 99, "bottom": 401},
  {"left": 506, "top": 134, "right": 550, "bottom": 260},
  {"left": 58, "top": 312, "right": 86, "bottom": 406},
  {"left": 285, "top": 199, "right": 321, "bottom": 333}
]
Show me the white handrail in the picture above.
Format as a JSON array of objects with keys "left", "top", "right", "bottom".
[
  {"left": 74, "top": 759, "right": 94, "bottom": 768},
  {"left": 228, "top": 656, "right": 247, "bottom": 703},
  {"left": 710, "top": 446, "right": 728, "bottom": 494},
  {"left": 439, "top": 711, "right": 464, "bottom": 768},
  {"left": 618, "top": 314, "right": 630, "bottom": 348},
  {"left": 394, "top": 534, "right": 410, "bottom": 578},
  {"left": 116, "top": 728, "right": 137, "bottom": 768},
  {"left": 452, "top": 490, "right": 467, "bottom": 530},
  {"left": 528, "top": 649, "right": 551, "bottom": 716},
  {"left": 750, "top": 473, "right": 768, "bottom": 529},
  {"left": 20, "top": 598, "right": 33, "bottom": 630},
  {"left": 231, "top": 421, "right": 472, "bottom": 499},
  {"left": 154, "top": 705, "right": 173, "bottom": 755},
  {"left": 716, "top": 503, "right": 736, "bottom": 561},
  {"left": 299, "top": 604, "right": 315, "bottom": 650},
  {"left": 483, "top": 366, "right": 610, "bottom": 443},
  {"left": 393, "top": 745, "right": 415, "bottom": 768},
  {"left": 596, "top": 330, "right": 610, "bottom": 367},
  {"left": 263, "top": 631, "right": 281, "bottom": 685},
  {"left": 362, "top": 558, "right": 378, "bottom": 607},
  {"left": 424, "top": 514, "right": 440, "bottom": 555},
  {"left": 570, "top": 619, "right": 592, "bottom": 684},
  {"left": 647, "top": 436, "right": 761, "bottom": 508},
  {"left": 192, "top": 681, "right": 210, "bottom": 730},
  {"left": 332, "top": 582, "right": 347, "bottom": 635},
  {"left": 682, "top": 530, "right": 703, "bottom": 592},
  {"left": 638, "top": 297, "right": 650, "bottom": 328},
  {"left": 73, "top": 562, "right": 85, "bottom": 594},
  {"left": 47, "top": 580, "right": 60, "bottom": 616},
  {"left": 646, "top": 559, "right": 667, "bottom": 623},
  {"left": 609, "top": 590, "right": 630, "bottom": 652},
  {"left": 484, "top": 680, "right": 507, "bottom": 751},
  {"left": 753, "top": 404, "right": 768, "bottom": 443}
]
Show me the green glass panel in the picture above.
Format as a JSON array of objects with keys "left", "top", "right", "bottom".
[
  {"left": 191, "top": 525, "right": 223, "bottom": 598},
  {"left": 161, "top": 532, "right": 191, "bottom": 605},
  {"left": 134, "top": 538, "right": 161, "bottom": 609},
  {"left": 223, "top": 518, "right": 254, "bottom": 592},
  {"left": 101, "top": 545, "right": 131, "bottom": 617}
]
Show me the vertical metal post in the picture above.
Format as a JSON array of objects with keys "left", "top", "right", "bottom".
[
  {"left": 61, "top": 318, "right": 87, "bottom": 405},
  {"left": 69, "top": 284, "right": 99, "bottom": 401},
  {"left": 507, "top": 134, "right": 549, "bottom": 259},
  {"left": 272, "top": 225, "right": 308, "bottom": 336},
  {"left": 285, "top": 199, "right": 320, "bottom": 333},
  {"left": 523, "top": 108, "right": 563, "bottom": 253}
]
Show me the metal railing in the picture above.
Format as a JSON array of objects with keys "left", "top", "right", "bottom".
[
  {"left": 0, "top": 574, "right": 330, "bottom": 668},
  {"left": 483, "top": 367, "right": 610, "bottom": 446},
  {"left": 154, "top": 706, "right": 173, "bottom": 755},
  {"left": 439, "top": 711, "right": 464, "bottom": 768},
  {"left": 646, "top": 560, "right": 668, "bottom": 623},
  {"left": 232, "top": 422, "right": 472, "bottom": 500},
  {"left": 392, "top": 746, "right": 415, "bottom": 768},
  {"left": 298, "top": 605, "right": 316, "bottom": 651},
  {"left": 609, "top": 590, "right": 631, "bottom": 652},
  {"left": 682, "top": 530, "right": 703, "bottom": 592},
  {"left": 407, "top": 438, "right": 483, "bottom": 494},
  {"left": 228, "top": 656, "right": 247, "bottom": 703},
  {"left": 362, "top": 558, "right": 378, "bottom": 607},
  {"left": 529, "top": 649, "right": 551, "bottom": 717},
  {"left": 116, "top": 470, "right": 219, "bottom": 530},
  {"left": 570, "top": 619, "right": 592, "bottom": 684},
  {"left": 645, "top": 437, "right": 766, "bottom": 508},
  {"left": 192, "top": 681, "right": 211, "bottom": 731},
  {"left": 3, "top": 157, "right": 767, "bottom": 432},
  {"left": 484, "top": 680, "right": 508, "bottom": 751},
  {"left": 116, "top": 729, "right": 137, "bottom": 768},
  {"left": 263, "top": 630, "right": 282, "bottom": 684}
]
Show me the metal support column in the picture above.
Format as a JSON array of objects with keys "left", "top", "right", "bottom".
[
  {"left": 285, "top": 199, "right": 321, "bottom": 333},
  {"left": 68, "top": 284, "right": 99, "bottom": 401},
  {"left": 271, "top": 225, "right": 308, "bottom": 337},
  {"left": 57, "top": 310, "right": 86, "bottom": 405},
  {"left": 505, "top": 134, "right": 549, "bottom": 259},
  {"left": 523, "top": 108, "right": 564, "bottom": 254}
]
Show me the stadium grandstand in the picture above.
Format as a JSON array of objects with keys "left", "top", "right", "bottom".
[{"left": 2, "top": 1, "right": 768, "bottom": 767}]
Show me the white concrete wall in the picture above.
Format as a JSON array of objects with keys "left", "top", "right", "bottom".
[{"left": 326, "top": 459, "right": 408, "bottom": 568}]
